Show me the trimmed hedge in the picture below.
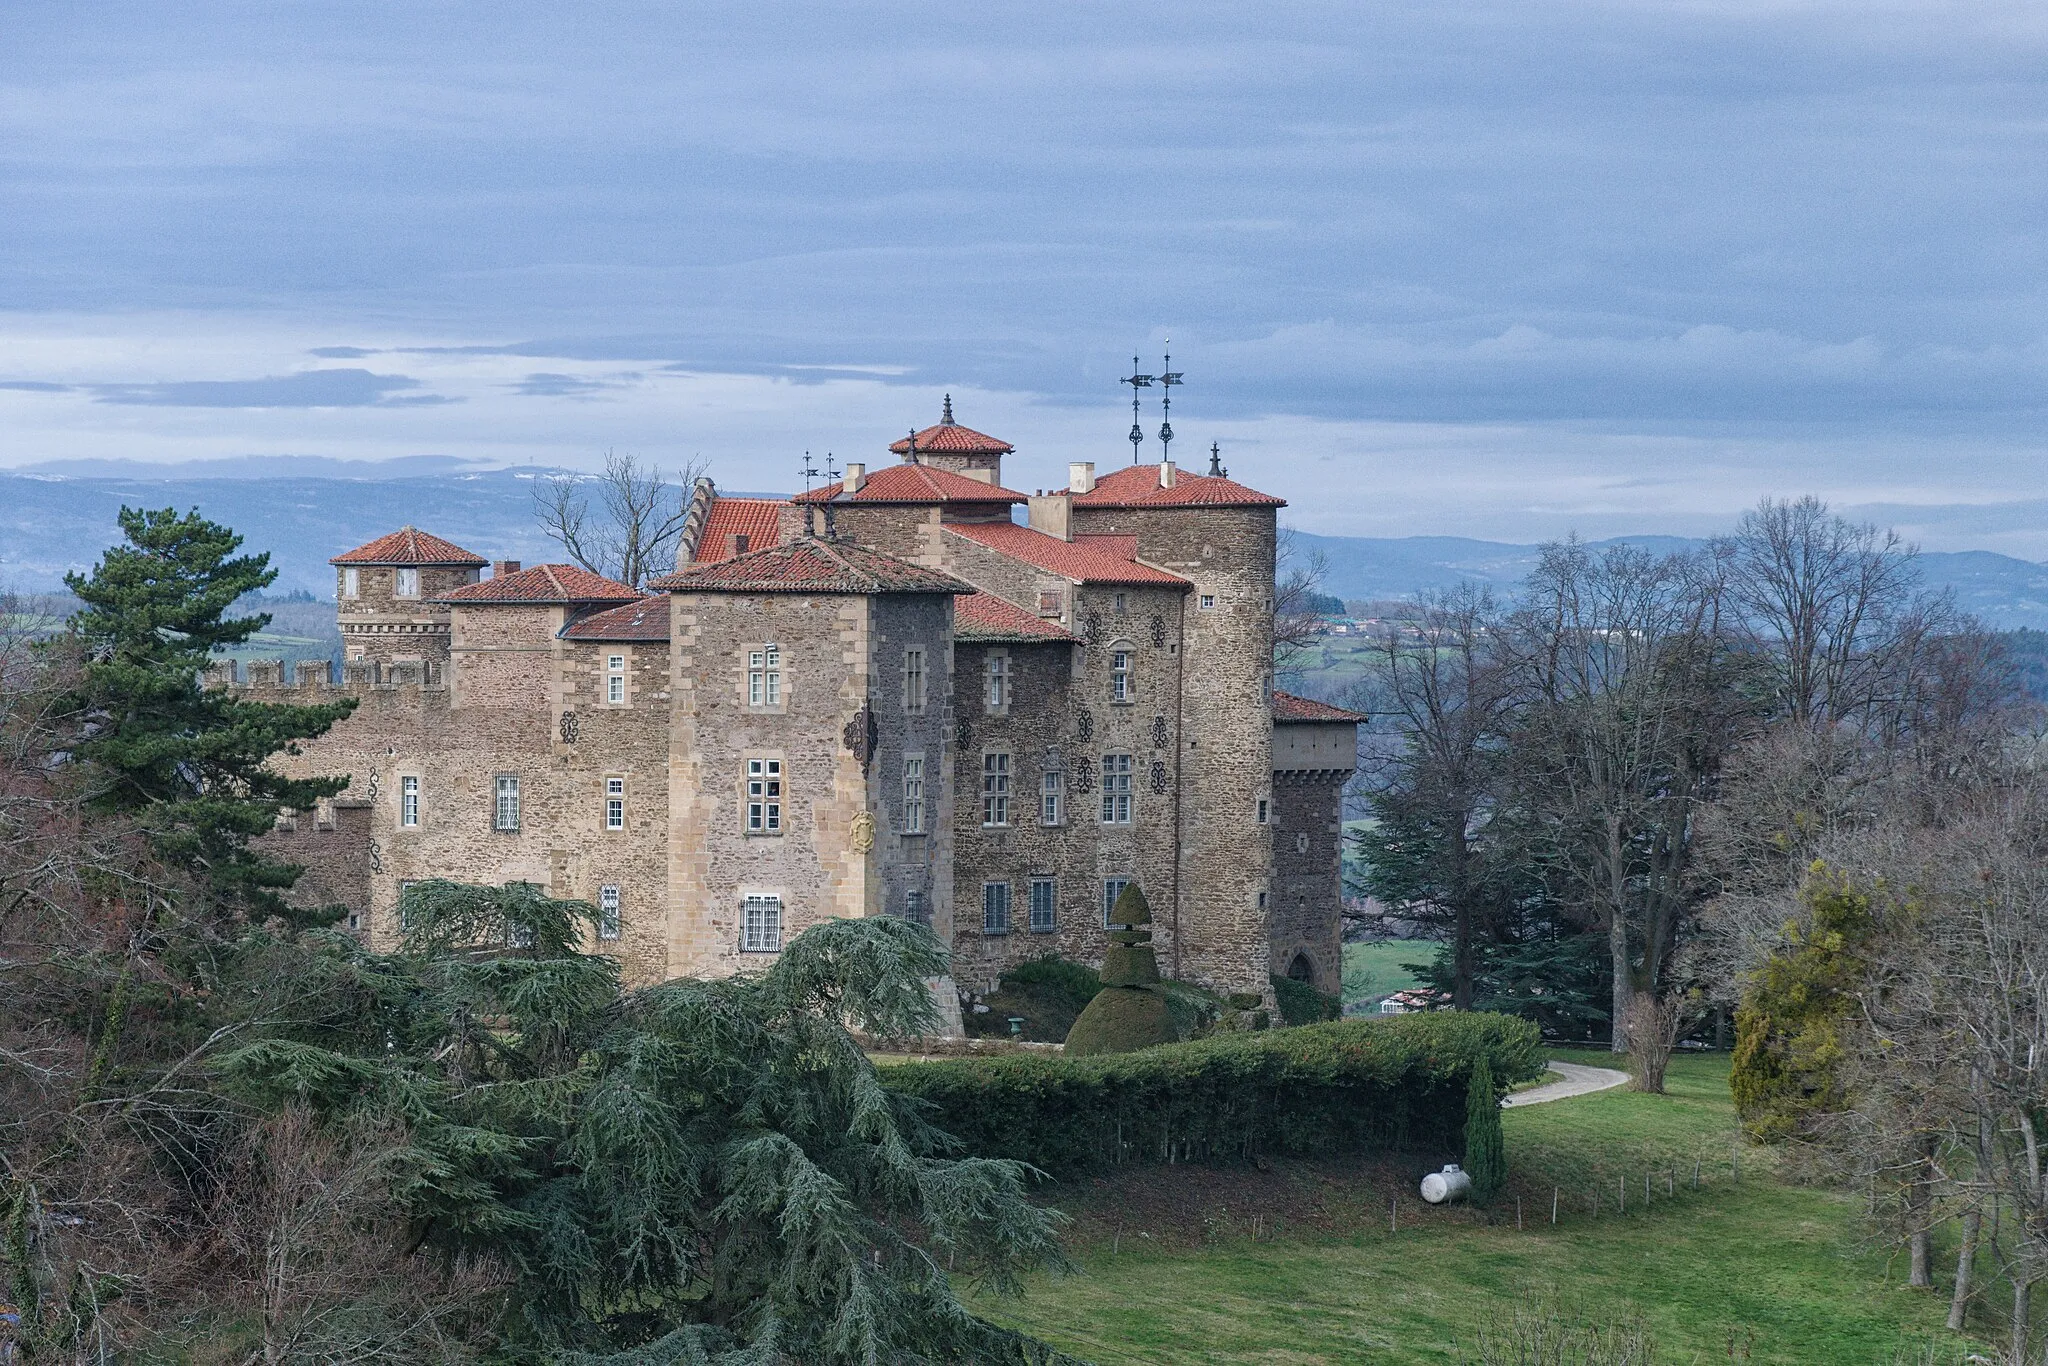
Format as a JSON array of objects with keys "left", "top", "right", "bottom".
[{"left": 884, "top": 1010, "right": 1543, "bottom": 1175}]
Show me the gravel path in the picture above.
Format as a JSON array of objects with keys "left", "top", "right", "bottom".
[{"left": 1501, "top": 1058, "right": 1631, "bottom": 1107}]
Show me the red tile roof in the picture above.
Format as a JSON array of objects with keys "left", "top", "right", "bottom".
[
  {"left": 438, "top": 563, "right": 642, "bottom": 604},
  {"left": 887, "top": 418, "right": 1014, "bottom": 456},
  {"left": 943, "top": 522, "right": 1190, "bottom": 587},
  {"left": 330, "top": 526, "right": 489, "bottom": 566},
  {"left": 692, "top": 496, "right": 786, "bottom": 562},
  {"left": 791, "top": 461, "right": 1025, "bottom": 505},
  {"left": 561, "top": 595, "right": 671, "bottom": 641},
  {"left": 1273, "top": 690, "right": 1366, "bottom": 723},
  {"left": 1073, "top": 463, "right": 1286, "bottom": 510},
  {"left": 649, "top": 537, "right": 972, "bottom": 596},
  {"left": 953, "top": 592, "right": 1077, "bottom": 643}
]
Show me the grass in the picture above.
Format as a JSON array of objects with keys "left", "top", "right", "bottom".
[
  {"left": 971, "top": 1050, "right": 1988, "bottom": 1365},
  {"left": 1342, "top": 939, "right": 1429, "bottom": 1008}
]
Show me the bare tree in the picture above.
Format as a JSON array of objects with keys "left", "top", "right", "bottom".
[
  {"left": 1273, "top": 528, "right": 1332, "bottom": 668},
  {"left": 533, "top": 450, "right": 708, "bottom": 589}
]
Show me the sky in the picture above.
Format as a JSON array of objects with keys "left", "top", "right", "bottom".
[{"left": 3, "top": 2, "right": 2047, "bottom": 550}]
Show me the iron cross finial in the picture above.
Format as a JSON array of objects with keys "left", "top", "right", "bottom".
[
  {"left": 1121, "top": 355, "right": 1156, "bottom": 464},
  {"left": 1208, "top": 441, "right": 1225, "bottom": 477},
  {"left": 801, "top": 450, "right": 820, "bottom": 492}
]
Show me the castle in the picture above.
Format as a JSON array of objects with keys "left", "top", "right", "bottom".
[{"left": 234, "top": 404, "right": 1361, "bottom": 1012}]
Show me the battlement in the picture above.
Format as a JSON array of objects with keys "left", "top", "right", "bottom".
[{"left": 209, "top": 657, "right": 449, "bottom": 697}]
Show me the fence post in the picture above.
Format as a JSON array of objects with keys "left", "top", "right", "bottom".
[
  {"left": 1552, "top": 1188, "right": 1559, "bottom": 1226},
  {"left": 1619, "top": 1176, "right": 1625, "bottom": 1215}
]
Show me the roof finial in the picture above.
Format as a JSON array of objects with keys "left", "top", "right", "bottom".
[
  {"left": 1157, "top": 341, "right": 1182, "bottom": 464},
  {"left": 1208, "top": 441, "right": 1226, "bottom": 478},
  {"left": 1120, "top": 355, "right": 1155, "bottom": 465},
  {"left": 941, "top": 393, "right": 955, "bottom": 425}
]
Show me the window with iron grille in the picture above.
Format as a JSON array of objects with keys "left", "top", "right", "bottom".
[
  {"left": 1029, "top": 877, "right": 1057, "bottom": 933},
  {"left": 981, "top": 752, "right": 1010, "bottom": 827},
  {"left": 606, "top": 776, "right": 625, "bottom": 831},
  {"left": 742, "top": 895, "right": 782, "bottom": 952},
  {"left": 746, "top": 758, "right": 782, "bottom": 832},
  {"left": 904, "top": 888, "right": 928, "bottom": 925},
  {"left": 1100, "top": 754, "right": 1132, "bottom": 824},
  {"left": 494, "top": 775, "right": 521, "bottom": 831},
  {"left": 903, "top": 646, "right": 926, "bottom": 713},
  {"left": 982, "top": 882, "right": 1012, "bottom": 934},
  {"left": 902, "top": 756, "right": 925, "bottom": 833},
  {"left": 1101, "top": 877, "right": 1131, "bottom": 928},
  {"left": 598, "top": 884, "right": 622, "bottom": 940},
  {"left": 747, "top": 645, "right": 782, "bottom": 708}
]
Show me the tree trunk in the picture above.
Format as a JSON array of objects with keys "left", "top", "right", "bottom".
[
  {"left": 1909, "top": 1227, "right": 1931, "bottom": 1288},
  {"left": 1909, "top": 1150, "right": 1933, "bottom": 1288},
  {"left": 1450, "top": 828, "right": 1474, "bottom": 1010},
  {"left": 1951, "top": 1210, "right": 1980, "bottom": 1330},
  {"left": 2014, "top": 1275, "right": 2029, "bottom": 1366},
  {"left": 1608, "top": 913, "right": 1633, "bottom": 1055}
]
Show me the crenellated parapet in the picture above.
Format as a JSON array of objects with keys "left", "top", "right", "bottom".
[{"left": 210, "top": 656, "right": 450, "bottom": 707}]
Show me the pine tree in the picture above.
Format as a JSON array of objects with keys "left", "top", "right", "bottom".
[
  {"left": 1464, "top": 1054, "right": 1506, "bottom": 1203},
  {"left": 63, "top": 506, "right": 357, "bottom": 919}
]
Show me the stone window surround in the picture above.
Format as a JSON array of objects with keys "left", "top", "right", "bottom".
[
  {"left": 981, "top": 751, "right": 1011, "bottom": 828},
  {"left": 740, "top": 890, "right": 784, "bottom": 953},
  {"left": 1100, "top": 753, "right": 1133, "bottom": 825},
  {"left": 744, "top": 642, "right": 786, "bottom": 712},
  {"left": 982, "top": 880, "right": 1012, "bottom": 935},
  {"left": 597, "top": 883, "right": 622, "bottom": 940},
  {"left": 605, "top": 650, "right": 629, "bottom": 706},
  {"left": 745, "top": 755, "right": 784, "bottom": 835},
  {"left": 984, "top": 649, "right": 1010, "bottom": 714},
  {"left": 493, "top": 773, "right": 521, "bottom": 832},
  {"left": 902, "top": 753, "right": 925, "bottom": 834},
  {"left": 1028, "top": 876, "right": 1057, "bottom": 933},
  {"left": 1040, "top": 768, "right": 1064, "bottom": 827},
  {"left": 1109, "top": 641, "right": 1136, "bottom": 705},
  {"left": 400, "top": 774, "right": 419, "bottom": 828},
  {"left": 605, "top": 775, "right": 626, "bottom": 831},
  {"left": 903, "top": 645, "right": 927, "bottom": 714}
]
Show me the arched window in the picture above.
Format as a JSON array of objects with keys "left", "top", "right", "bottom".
[{"left": 1287, "top": 952, "right": 1316, "bottom": 983}]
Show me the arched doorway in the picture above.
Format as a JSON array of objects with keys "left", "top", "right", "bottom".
[{"left": 1286, "top": 951, "right": 1316, "bottom": 984}]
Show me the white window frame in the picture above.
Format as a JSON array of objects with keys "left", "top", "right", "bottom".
[
  {"left": 1100, "top": 753, "right": 1133, "bottom": 825},
  {"left": 342, "top": 567, "right": 360, "bottom": 598},
  {"left": 747, "top": 758, "right": 783, "bottom": 833},
  {"left": 606, "top": 653, "right": 627, "bottom": 705},
  {"left": 1113, "top": 592, "right": 1127, "bottom": 612},
  {"left": 400, "top": 775, "right": 419, "bottom": 828},
  {"left": 1102, "top": 877, "right": 1131, "bottom": 929},
  {"left": 1041, "top": 769, "right": 1064, "bottom": 827},
  {"left": 494, "top": 774, "right": 521, "bottom": 832},
  {"left": 1256, "top": 797, "right": 1269, "bottom": 825},
  {"left": 903, "top": 756, "right": 925, "bottom": 834},
  {"left": 1110, "top": 645, "right": 1134, "bottom": 703},
  {"left": 606, "top": 775, "right": 626, "bottom": 831},
  {"left": 1200, "top": 593, "right": 1216, "bottom": 610},
  {"left": 982, "top": 881, "right": 1012, "bottom": 935},
  {"left": 747, "top": 644, "right": 783, "bottom": 709},
  {"left": 741, "top": 895, "right": 783, "bottom": 952},
  {"left": 598, "top": 883, "right": 622, "bottom": 940},
  {"left": 1028, "top": 877, "right": 1057, "bottom": 933},
  {"left": 985, "top": 650, "right": 1009, "bottom": 712},
  {"left": 394, "top": 567, "right": 420, "bottom": 598},
  {"left": 981, "top": 752, "right": 1011, "bottom": 827},
  {"left": 903, "top": 646, "right": 926, "bottom": 713}
]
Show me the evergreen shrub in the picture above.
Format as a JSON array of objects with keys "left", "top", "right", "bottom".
[
  {"left": 1464, "top": 1053, "right": 1506, "bottom": 1201},
  {"left": 1271, "top": 972, "right": 1343, "bottom": 1026},
  {"left": 885, "top": 1011, "right": 1542, "bottom": 1175}
]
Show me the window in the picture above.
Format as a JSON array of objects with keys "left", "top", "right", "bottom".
[
  {"left": 1256, "top": 797, "right": 1269, "bottom": 825},
  {"left": 1029, "top": 877, "right": 1057, "bottom": 933},
  {"left": 398, "top": 879, "right": 418, "bottom": 930},
  {"left": 1200, "top": 594, "right": 1216, "bottom": 610},
  {"left": 1041, "top": 770, "right": 1064, "bottom": 826},
  {"left": 598, "top": 884, "right": 621, "bottom": 940},
  {"left": 395, "top": 567, "right": 419, "bottom": 598},
  {"left": 494, "top": 775, "right": 521, "bottom": 831},
  {"left": 982, "top": 882, "right": 1012, "bottom": 934},
  {"left": 1296, "top": 832, "right": 1311, "bottom": 854},
  {"left": 1100, "top": 754, "right": 1133, "bottom": 824},
  {"left": 985, "top": 651, "right": 1009, "bottom": 711},
  {"left": 903, "top": 647, "right": 926, "bottom": 713},
  {"left": 607, "top": 654, "right": 626, "bottom": 704},
  {"left": 1102, "top": 877, "right": 1131, "bottom": 928},
  {"left": 742, "top": 895, "right": 783, "bottom": 952},
  {"left": 902, "top": 757, "right": 925, "bottom": 834},
  {"left": 1036, "top": 589, "right": 1063, "bottom": 617},
  {"left": 342, "top": 567, "right": 360, "bottom": 598},
  {"left": 747, "top": 645, "right": 782, "bottom": 708},
  {"left": 1110, "top": 647, "right": 1133, "bottom": 703},
  {"left": 746, "top": 758, "right": 783, "bottom": 833},
  {"left": 400, "top": 775, "right": 419, "bottom": 828},
  {"left": 1114, "top": 592, "right": 1127, "bottom": 612},
  {"left": 1257, "top": 890, "right": 1269, "bottom": 911},
  {"left": 981, "top": 752, "right": 1010, "bottom": 827},
  {"left": 606, "top": 776, "right": 625, "bottom": 831},
  {"left": 904, "top": 888, "right": 928, "bottom": 925}
]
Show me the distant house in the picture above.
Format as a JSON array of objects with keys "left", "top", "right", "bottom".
[{"left": 1376, "top": 988, "right": 1446, "bottom": 1015}]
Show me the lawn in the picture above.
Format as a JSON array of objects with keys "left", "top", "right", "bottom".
[
  {"left": 1341, "top": 939, "right": 1429, "bottom": 1009},
  {"left": 971, "top": 1050, "right": 1987, "bottom": 1364}
]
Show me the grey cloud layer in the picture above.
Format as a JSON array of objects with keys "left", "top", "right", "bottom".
[{"left": 88, "top": 370, "right": 456, "bottom": 408}]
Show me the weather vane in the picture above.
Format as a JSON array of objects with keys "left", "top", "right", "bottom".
[
  {"left": 801, "top": 451, "right": 820, "bottom": 492},
  {"left": 825, "top": 452, "right": 841, "bottom": 483},
  {"left": 1120, "top": 355, "right": 1154, "bottom": 464},
  {"left": 1157, "top": 342, "right": 1182, "bottom": 463}
]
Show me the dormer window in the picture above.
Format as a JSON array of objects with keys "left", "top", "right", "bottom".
[{"left": 394, "top": 567, "right": 420, "bottom": 598}]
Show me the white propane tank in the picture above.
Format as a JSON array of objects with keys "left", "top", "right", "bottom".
[{"left": 1420, "top": 1164, "right": 1473, "bottom": 1205}]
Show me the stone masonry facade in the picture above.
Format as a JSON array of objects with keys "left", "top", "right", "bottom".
[{"left": 234, "top": 406, "right": 1361, "bottom": 1009}]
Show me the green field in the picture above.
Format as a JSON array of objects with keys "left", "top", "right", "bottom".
[
  {"left": 971, "top": 1051, "right": 1989, "bottom": 1364},
  {"left": 1342, "top": 939, "right": 1429, "bottom": 1008}
]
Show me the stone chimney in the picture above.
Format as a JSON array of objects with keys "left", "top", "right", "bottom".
[
  {"left": 492, "top": 560, "right": 521, "bottom": 578},
  {"left": 1158, "top": 461, "right": 1176, "bottom": 489},
  {"left": 1068, "top": 462, "right": 1096, "bottom": 494},
  {"left": 844, "top": 462, "right": 866, "bottom": 494},
  {"left": 1028, "top": 492, "right": 1074, "bottom": 542}
]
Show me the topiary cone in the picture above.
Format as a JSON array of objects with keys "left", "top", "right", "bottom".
[{"left": 1066, "top": 883, "right": 1177, "bottom": 1055}]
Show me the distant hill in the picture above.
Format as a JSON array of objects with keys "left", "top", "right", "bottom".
[
  {"left": 1292, "top": 531, "right": 2048, "bottom": 631},
  {"left": 7, "top": 468, "right": 2048, "bottom": 630}
]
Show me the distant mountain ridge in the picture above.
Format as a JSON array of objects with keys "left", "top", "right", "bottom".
[{"left": 7, "top": 468, "right": 2048, "bottom": 630}]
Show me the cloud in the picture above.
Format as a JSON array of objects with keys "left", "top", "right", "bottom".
[
  {"left": 509, "top": 371, "right": 635, "bottom": 398},
  {"left": 89, "top": 369, "right": 458, "bottom": 408},
  {"left": 308, "top": 345, "right": 376, "bottom": 358},
  {"left": 0, "top": 380, "right": 70, "bottom": 392}
]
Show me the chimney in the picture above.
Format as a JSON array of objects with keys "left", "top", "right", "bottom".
[
  {"left": 729, "top": 533, "right": 750, "bottom": 557},
  {"left": 1028, "top": 493, "right": 1074, "bottom": 542},
  {"left": 844, "top": 462, "right": 866, "bottom": 494},
  {"left": 1068, "top": 462, "right": 1096, "bottom": 494},
  {"left": 1159, "top": 461, "right": 1176, "bottom": 489},
  {"left": 492, "top": 560, "right": 521, "bottom": 578}
]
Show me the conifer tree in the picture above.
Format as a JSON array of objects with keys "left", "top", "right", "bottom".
[
  {"left": 1464, "top": 1054, "right": 1506, "bottom": 1202},
  {"left": 63, "top": 506, "right": 357, "bottom": 919}
]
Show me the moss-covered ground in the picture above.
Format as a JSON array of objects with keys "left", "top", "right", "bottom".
[{"left": 971, "top": 1050, "right": 1991, "bottom": 1364}]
